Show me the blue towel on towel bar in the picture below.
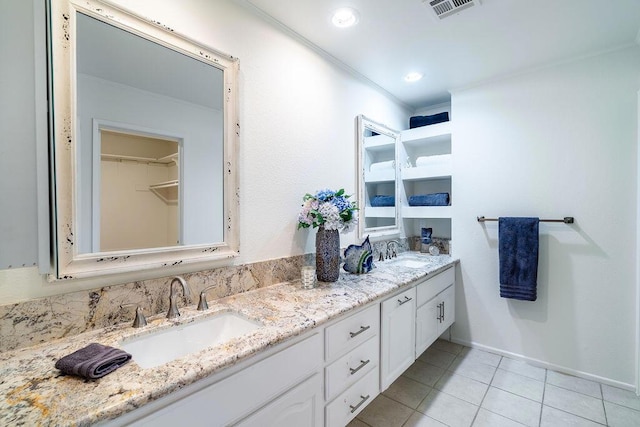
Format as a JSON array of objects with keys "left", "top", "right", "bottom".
[
  {"left": 370, "top": 195, "right": 395, "bottom": 207},
  {"left": 408, "top": 193, "right": 450, "bottom": 206},
  {"left": 498, "top": 217, "right": 539, "bottom": 301}
]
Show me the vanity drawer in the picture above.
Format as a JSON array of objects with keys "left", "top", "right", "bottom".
[
  {"left": 325, "top": 304, "right": 379, "bottom": 361},
  {"left": 325, "top": 335, "right": 378, "bottom": 401},
  {"left": 417, "top": 267, "right": 455, "bottom": 307},
  {"left": 325, "top": 367, "right": 379, "bottom": 427}
]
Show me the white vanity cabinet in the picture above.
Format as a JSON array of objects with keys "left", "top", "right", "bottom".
[
  {"left": 380, "top": 287, "right": 417, "bottom": 390},
  {"left": 324, "top": 304, "right": 381, "bottom": 427},
  {"left": 102, "top": 266, "right": 456, "bottom": 427},
  {"left": 415, "top": 267, "right": 456, "bottom": 357},
  {"left": 109, "top": 333, "right": 323, "bottom": 427}
]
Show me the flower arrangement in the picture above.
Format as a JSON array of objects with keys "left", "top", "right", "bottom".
[{"left": 298, "top": 188, "right": 358, "bottom": 233}]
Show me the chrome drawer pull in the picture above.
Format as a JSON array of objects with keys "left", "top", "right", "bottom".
[
  {"left": 349, "top": 325, "right": 370, "bottom": 338},
  {"left": 437, "top": 303, "right": 442, "bottom": 321},
  {"left": 398, "top": 296, "right": 413, "bottom": 306},
  {"left": 349, "top": 394, "right": 370, "bottom": 413},
  {"left": 349, "top": 359, "right": 371, "bottom": 375}
]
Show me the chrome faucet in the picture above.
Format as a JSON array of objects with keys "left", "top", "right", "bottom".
[
  {"left": 121, "top": 304, "right": 148, "bottom": 328},
  {"left": 386, "top": 240, "right": 400, "bottom": 259},
  {"left": 197, "top": 285, "right": 217, "bottom": 311},
  {"left": 167, "top": 276, "right": 191, "bottom": 319}
]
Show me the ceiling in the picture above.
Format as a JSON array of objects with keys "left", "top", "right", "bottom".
[
  {"left": 244, "top": 0, "right": 640, "bottom": 110},
  {"left": 77, "top": 12, "right": 223, "bottom": 110}
]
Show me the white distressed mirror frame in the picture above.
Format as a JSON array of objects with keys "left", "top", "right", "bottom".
[
  {"left": 49, "top": 0, "right": 240, "bottom": 280},
  {"left": 356, "top": 115, "right": 401, "bottom": 241}
]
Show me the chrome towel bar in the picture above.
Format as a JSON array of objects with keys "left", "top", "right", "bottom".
[{"left": 477, "top": 216, "right": 574, "bottom": 224}]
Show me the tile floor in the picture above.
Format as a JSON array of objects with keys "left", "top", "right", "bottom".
[{"left": 348, "top": 340, "right": 640, "bottom": 427}]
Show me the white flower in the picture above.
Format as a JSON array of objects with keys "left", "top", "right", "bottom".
[{"left": 318, "top": 203, "right": 341, "bottom": 230}]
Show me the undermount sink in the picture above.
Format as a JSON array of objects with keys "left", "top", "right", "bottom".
[
  {"left": 390, "top": 259, "right": 429, "bottom": 269},
  {"left": 121, "top": 312, "right": 262, "bottom": 369}
]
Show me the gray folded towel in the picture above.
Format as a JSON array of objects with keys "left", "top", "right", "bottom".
[{"left": 55, "top": 343, "right": 132, "bottom": 379}]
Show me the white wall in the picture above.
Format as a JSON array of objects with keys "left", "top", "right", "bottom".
[
  {"left": 0, "top": 0, "right": 409, "bottom": 303},
  {"left": 451, "top": 46, "right": 640, "bottom": 387}
]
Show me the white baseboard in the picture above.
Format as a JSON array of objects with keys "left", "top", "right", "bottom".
[{"left": 448, "top": 337, "right": 635, "bottom": 392}]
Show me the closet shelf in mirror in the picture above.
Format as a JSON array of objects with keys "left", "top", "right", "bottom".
[
  {"left": 149, "top": 180, "right": 178, "bottom": 204},
  {"left": 101, "top": 152, "right": 178, "bottom": 165}
]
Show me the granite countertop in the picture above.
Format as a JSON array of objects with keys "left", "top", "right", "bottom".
[{"left": 0, "top": 253, "right": 457, "bottom": 426}]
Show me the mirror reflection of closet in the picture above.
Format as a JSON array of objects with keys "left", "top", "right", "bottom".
[
  {"left": 356, "top": 115, "right": 401, "bottom": 241},
  {"left": 98, "top": 129, "right": 180, "bottom": 252}
]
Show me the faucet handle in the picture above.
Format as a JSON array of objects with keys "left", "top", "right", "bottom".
[
  {"left": 120, "top": 304, "right": 148, "bottom": 328},
  {"left": 197, "top": 285, "right": 217, "bottom": 311}
]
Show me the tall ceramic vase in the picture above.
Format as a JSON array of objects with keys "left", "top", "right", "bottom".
[{"left": 315, "top": 225, "right": 340, "bottom": 282}]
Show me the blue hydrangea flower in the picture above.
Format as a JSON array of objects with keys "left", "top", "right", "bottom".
[
  {"left": 297, "top": 188, "right": 358, "bottom": 233},
  {"left": 315, "top": 189, "right": 335, "bottom": 202},
  {"left": 331, "top": 195, "right": 350, "bottom": 212}
]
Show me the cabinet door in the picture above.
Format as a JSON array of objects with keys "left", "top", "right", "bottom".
[
  {"left": 439, "top": 285, "right": 455, "bottom": 332},
  {"left": 235, "top": 374, "right": 323, "bottom": 427},
  {"left": 415, "top": 298, "right": 439, "bottom": 358},
  {"left": 380, "top": 287, "right": 416, "bottom": 390}
]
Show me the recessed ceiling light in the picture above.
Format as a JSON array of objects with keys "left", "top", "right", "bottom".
[
  {"left": 332, "top": 8, "right": 359, "bottom": 28},
  {"left": 404, "top": 72, "right": 423, "bottom": 83}
]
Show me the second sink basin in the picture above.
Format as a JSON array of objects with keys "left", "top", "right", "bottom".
[
  {"left": 121, "top": 312, "right": 262, "bottom": 369},
  {"left": 390, "top": 259, "right": 429, "bottom": 269}
]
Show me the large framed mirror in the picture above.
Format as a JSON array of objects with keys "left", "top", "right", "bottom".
[
  {"left": 49, "top": 0, "right": 239, "bottom": 279},
  {"left": 356, "top": 115, "right": 401, "bottom": 241}
]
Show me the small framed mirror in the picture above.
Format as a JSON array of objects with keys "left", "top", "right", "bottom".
[
  {"left": 356, "top": 115, "right": 401, "bottom": 241},
  {"left": 49, "top": 0, "right": 239, "bottom": 279}
]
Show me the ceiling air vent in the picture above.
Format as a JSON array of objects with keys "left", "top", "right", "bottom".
[{"left": 424, "top": 0, "right": 481, "bottom": 20}]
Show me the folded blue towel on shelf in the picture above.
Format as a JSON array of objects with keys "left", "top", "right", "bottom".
[
  {"left": 409, "top": 112, "right": 449, "bottom": 129},
  {"left": 370, "top": 195, "right": 395, "bottom": 207},
  {"left": 55, "top": 343, "right": 132, "bottom": 379},
  {"left": 408, "top": 193, "right": 450, "bottom": 206},
  {"left": 498, "top": 217, "right": 539, "bottom": 301}
]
